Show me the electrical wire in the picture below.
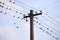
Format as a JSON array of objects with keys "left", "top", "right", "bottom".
[
  {"left": 14, "top": 0, "right": 38, "bottom": 11},
  {"left": 14, "top": 0, "right": 60, "bottom": 26},
  {"left": 34, "top": 17, "right": 60, "bottom": 33},
  {"left": 41, "top": 16, "right": 60, "bottom": 27},
  {"left": 0, "top": 1, "right": 28, "bottom": 15},
  {"left": 8, "top": 0, "right": 30, "bottom": 10},
  {"left": 34, "top": 20, "right": 59, "bottom": 40},
  {"left": 34, "top": 19, "right": 60, "bottom": 37},
  {"left": 2, "top": 0, "right": 60, "bottom": 27},
  {"left": 0, "top": 0, "right": 60, "bottom": 37},
  {"left": 2, "top": 1, "right": 60, "bottom": 29}
]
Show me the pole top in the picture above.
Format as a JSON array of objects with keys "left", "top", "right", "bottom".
[{"left": 30, "top": 10, "right": 33, "bottom": 14}]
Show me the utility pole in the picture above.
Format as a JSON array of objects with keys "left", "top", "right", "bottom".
[{"left": 23, "top": 10, "right": 42, "bottom": 40}]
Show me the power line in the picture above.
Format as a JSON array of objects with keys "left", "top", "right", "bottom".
[
  {"left": 39, "top": 26, "right": 59, "bottom": 40},
  {"left": 41, "top": 16, "right": 60, "bottom": 28},
  {"left": 23, "top": 10, "right": 42, "bottom": 40},
  {"left": 0, "top": 1, "right": 26, "bottom": 29},
  {"left": 34, "top": 17, "right": 60, "bottom": 34},
  {"left": 14, "top": 0, "right": 60, "bottom": 26},
  {"left": 0, "top": 0, "right": 59, "bottom": 39},
  {"left": 14, "top": 0, "right": 38, "bottom": 11},
  {"left": 6, "top": 0, "right": 59, "bottom": 33},
  {"left": 1, "top": 1, "right": 60, "bottom": 33},
  {"left": 0, "top": 1, "right": 32, "bottom": 22},
  {"left": 44, "top": 13, "right": 60, "bottom": 25},
  {"left": 0, "top": 1, "right": 28, "bottom": 14},
  {"left": 8, "top": 0, "right": 30, "bottom": 10},
  {"left": 35, "top": 11, "right": 60, "bottom": 28},
  {"left": 34, "top": 20, "right": 59, "bottom": 40},
  {"left": 3, "top": 2, "right": 60, "bottom": 27},
  {"left": 0, "top": 1, "right": 27, "bottom": 15},
  {"left": 34, "top": 20, "right": 60, "bottom": 40}
]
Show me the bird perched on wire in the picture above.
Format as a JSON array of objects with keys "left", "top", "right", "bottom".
[
  {"left": 35, "top": 10, "right": 42, "bottom": 14},
  {"left": 40, "top": 10, "right": 42, "bottom": 13}
]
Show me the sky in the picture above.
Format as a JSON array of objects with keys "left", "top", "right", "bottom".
[{"left": 0, "top": 0, "right": 60, "bottom": 40}]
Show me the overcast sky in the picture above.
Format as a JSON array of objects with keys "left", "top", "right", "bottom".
[{"left": 0, "top": 0, "right": 60, "bottom": 40}]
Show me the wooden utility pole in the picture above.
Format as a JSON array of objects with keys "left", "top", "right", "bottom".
[{"left": 23, "top": 10, "right": 42, "bottom": 40}]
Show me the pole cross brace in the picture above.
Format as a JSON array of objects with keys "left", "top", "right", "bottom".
[{"left": 23, "top": 10, "right": 42, "bottom": 18}]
